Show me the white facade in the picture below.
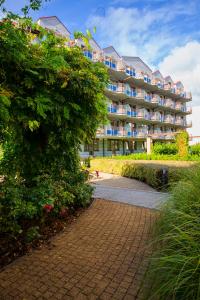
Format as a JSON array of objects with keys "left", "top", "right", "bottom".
[{"left": 37, "top": 16, "right": 192, "bottom": 157}]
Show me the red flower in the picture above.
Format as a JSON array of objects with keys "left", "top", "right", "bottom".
[{"left": 43, "top": 204, "right": 54, "bottom": 213}]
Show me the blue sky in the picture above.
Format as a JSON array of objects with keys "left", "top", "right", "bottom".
[
  {"left": 2, "top": 0, "right": 200, "bottom": 135},
  {"left": 4, "top": 1, "right": 200, "bottom": 65}
]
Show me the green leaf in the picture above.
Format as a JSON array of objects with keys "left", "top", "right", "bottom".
[
  {"left": 28, "top": 120, "right": 40, "bottom": 131},
  {"left": 63, "top": 106, "right": 69, "bottom": 119},
  {"left": 0, "top": 95, "right": 11, "bottom": 107},
  {"left": 61, "top": 81, "right": 68, "bottom": 88}
]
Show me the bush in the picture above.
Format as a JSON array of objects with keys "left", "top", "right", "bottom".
[
  {"left": 153, "top": 142, "right": 178, "bottom": 155},
  {"left": 0, "top": 171, "right": 93, "bottom": 237},
  {"left": 91, "top": 158, "right": 195, "bottom": 190},
  {"left": 190, "top": 143, "right": 200, "bottom": 156},
  {"left": 121, "top": 163, "right": 186, "bottom": 190},
  {"left": 144, "top": 166, "right": 200, "bottom": 300}
]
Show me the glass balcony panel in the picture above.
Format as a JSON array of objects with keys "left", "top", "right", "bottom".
[
  {"left": 111, "top": 62, "right": 116, "bottom": 69},
  {"left": 131, "top": 111, "right": 137, "bottom": 117},
  {"left": 104, "top": 60, "right": 110, "bottom": 66}
]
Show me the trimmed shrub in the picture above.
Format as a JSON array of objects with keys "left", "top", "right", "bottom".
[
  {"left": 190, "top": 143, "right": 200, "bottom": 156},
  {"left": 121, "top": 163, "right": 185, "bottom": 190},
  {"left": 91, "top": 158, "right": 195, "bottom": 190},
  {"left": 153, "top": 142, "right": 178, "bottom": 155}
]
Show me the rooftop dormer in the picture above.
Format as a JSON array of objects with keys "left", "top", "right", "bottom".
[
  {"left": 152, "top": 70, "right": 164, "bottom": 88},
  {"left": 37, "top": 16, "right": 70, "bottom": 37},
  {"left": 122, "top": 56, "right": 152, "bottom": 81},
  {"left": 165, "top": 76, "right": 174, "bottom": 85},
  {"left": 103, "top": 46, "right": 124, "bottom": 70}
]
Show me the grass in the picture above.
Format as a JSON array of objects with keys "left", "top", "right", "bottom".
[
  {"left": 144, "top": 166, "right": 200, "bottom": 300},
  {"left": 93, "top": 153, "right": 200, "bottom": 161}
]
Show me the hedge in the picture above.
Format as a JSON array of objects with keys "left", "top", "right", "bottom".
[{"left": 90, "top": 158, "right": 198, "bottom": 190}]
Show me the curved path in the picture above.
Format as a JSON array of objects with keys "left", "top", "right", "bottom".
[
  {"left": 91, "top": 172, "right": 168, "bottom": 210},
  {"left": 0, "top": 174, "right": 163, "bottom": 300}
]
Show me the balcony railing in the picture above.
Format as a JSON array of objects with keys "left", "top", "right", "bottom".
[
  {"left": 125, "top": 69, "right": 136, "bottom": 77},
  {"left": 144, "top": 95, "right": 152, "bottom": 102},
  {"left": 107, "top": 106, "right": 138, "bottom": 118},
  {"left": 164, "top": 117, "right": 174, "bottom": 124},
  {"left": 83, "top": 50, "right": 93, "bottom": 60},
  {"left": 164, "top": 99, "right": 175, "bottom": 109},
  {"left": 97, "top": 127, "right": 148, "bottom": 138},
  {"left": 104, "top": 59, "right": 117, "bottom": 69},
  {"left": 107, "top": 83, "right": 117, "bottom": 92},
  {"left": 124, "top": 89, "right": 137, "bottom": 97},
  {"left": 151, "top": 115, "right": 163, "bottom": 122},
  {"left": 143, "top": 76, "right": 151, "bottom": 84}
]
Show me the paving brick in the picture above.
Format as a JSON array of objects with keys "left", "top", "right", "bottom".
[{"left": 0, "top": 199, "right": 156, "bottom": 300}]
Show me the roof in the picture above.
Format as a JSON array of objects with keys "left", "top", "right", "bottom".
[
  {"left": 122, "top": 56, "right": 152, "bottom": 73},
  {"left": 37, "top": 16, "right": 71, "bottom": 35},
  {"left": 165, "top": 75, "right": 174, "bottom": 83},
  {"left": 152, "top": 70, "right": 164, "bottom": 79},
  {"left": 90, "top": 38, "right": 102, "bottom": 51},
  {"left": 175, "top": 81, "right": 184, "bottom": 87},
  {"left": 103, "top": 46, "right": 121, "bottom": 59}
]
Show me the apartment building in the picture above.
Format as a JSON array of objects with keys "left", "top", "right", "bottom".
[{"left": 37, "top": 16, "right": 192, "bottom": 157}]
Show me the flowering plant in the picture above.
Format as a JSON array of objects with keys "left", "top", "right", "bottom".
[{"left": 43, "top": 204, "right": 54, "bottom": 213}]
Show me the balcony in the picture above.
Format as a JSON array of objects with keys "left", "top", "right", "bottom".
[
  {"left": 143, "top": 75, "right": 151, "bottom": 84},
  {"left": 186, "top": 120, "right": 192, "bottom": 128},
  {"left": 150, "top": 133, "right": 175, "bottom": 140},
  {"left": 151, "top": 96, "right": 164, "bottom": 106},
  {"left": 151, "top": 114, "right": 163, "bottom": 122},
  {"left": 174, "top": 118, "right": 192, "bottom": 127},
  {"left": 97, "top": 127, "right": 147, "bottom": 139},
  {"left": 107, "top": 105, "right": 139, "bottom": 119},
  {"left": 107, "top": 83, "right": 118, "bottom": 92},
  {"left": 164, "top": 99, "right": 175, "bottom": 109},
  {"left": 182, "top": 92, "right": 192, "bottom": 100},
  {"left": 125, "top": 68, "right": 136, "bottom": 77},
  {"left": 164, "top": 116, "right": 174, "bottom": 124},
  {"left": 144, "top": 95, "right": 152, "bottom": 103},
  {"left": 83, "top": 50, "right": 93, "bottom": 60},
  {"left": 124, "top": 89, "right": 137, "bottom": 97},
  {"left": 138, "top": 111, "right": 150, "bottom": 120},
  {"left": 104, "top": 58, "right": 117, "bottom": 70}
]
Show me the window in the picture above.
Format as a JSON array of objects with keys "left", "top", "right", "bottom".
[
  {"left": 84, "top": 139, "right": 99, "bottom": 152},
  {"left": 84, "top": 50, "right": 93, "bottom": 60},
  {"left": 93, "top": 139, "right": 99, "bottom": 151},
  {"left": 107, "top": 140, "right": 120, "bottom": 151}
]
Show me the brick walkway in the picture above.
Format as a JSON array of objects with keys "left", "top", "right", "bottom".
[{"left": 0, "top": 199, "right": 156, "bottom": 300}]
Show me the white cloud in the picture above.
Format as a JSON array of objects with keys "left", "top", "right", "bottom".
[
  {"left": 87, "top": 4, "right": 195, "bottom": 65},
  {"left": 87, "top": 5, "right": 199, "bottom": 137},
  {"left": 187, "top": 106, "right": 200, "bottom": 140},
  {"left": 159, "top": 41, "right": 200, "bottom": 136}
]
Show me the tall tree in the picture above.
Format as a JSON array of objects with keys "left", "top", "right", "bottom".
[{"left": 0, "top": 17, "right": 108, "bottom": 180}]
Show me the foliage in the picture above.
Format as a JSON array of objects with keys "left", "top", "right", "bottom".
[
  {"left": 190, "top": 143, "right": 200, "bottom": 156},
  {"left": 91, "top": 153, "right": 200, "bottom": 161},
  {"left": 153, "top": 142, "right": 178, "bottom": 155},
  {"left": 121, "top": 163, "right": 188, "bottom": 190},
  {"left": 90, "top": 158, "right": 197, "bottom": 190},
  {"left": 0, "top": 0, "right": 50, "bottom": 16},
  {"left": 144, "top": 166, "right": 200, "bottom": 300},
  {"left": 0, "top": 15, "right": 108, "bottom": 240},
  {"left": 176, "top": 131, "right": 189, "bottom": 158},
  {"left": 0, "top": 18, "right": 108, "bottom": 181},
  {"left": 0, "top": 171, "right": 93, "bottom": 236}
]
